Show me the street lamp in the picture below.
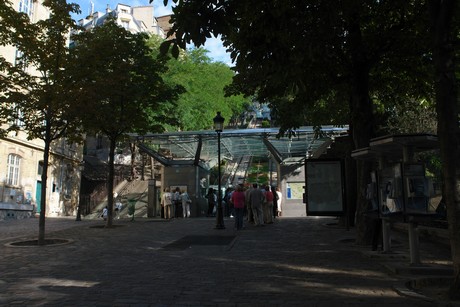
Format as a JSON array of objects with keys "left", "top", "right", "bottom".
[{"left": 213, "top": 111, "right": 225, "bottom": 229}]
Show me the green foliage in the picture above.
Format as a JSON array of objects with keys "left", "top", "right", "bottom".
[
  {"left": 70, "top": 19, "right": 181, "bottom": 140},
  {"left": 148, "top": 37, "right": 249, "bottom": 131},
  {"left": 159, "top": 0, "right": 433, "bottom": 136},
  {"left": 261, "top": 120, "right": 270, "bottom": 128},
  {"left": 69, "top": 18, "right": 182, "bottom": 226},
  {"left": 384, "top": 98, "right": 437, "bottom": 134},
  {"left": 247, "top": 160, "right": 269, "bottom": 184},
  {"left": 155, "top": 0, "right": 445, "bottom": 247}
]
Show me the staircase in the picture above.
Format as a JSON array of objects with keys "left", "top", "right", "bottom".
[{"left": 86, "top": 179, "right": 149, "bottom": 220}]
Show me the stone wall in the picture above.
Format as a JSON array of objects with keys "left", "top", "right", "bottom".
[{"left": 0, "top": 203, "right": 34, "bottom": 220}]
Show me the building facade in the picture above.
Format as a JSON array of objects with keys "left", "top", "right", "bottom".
[
  {"left": 77, "top": 3, "right": 166, "bottom": 37},
  {"left": 0, "top": 0, "right": 84, "bottom": 219}
]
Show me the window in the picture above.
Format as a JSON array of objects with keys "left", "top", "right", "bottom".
[
  {"left": 96, "top": 135, "right": 103, "bottom": 149},
  {"left": 7, "top": 154, "right": 21, "bottom": 186},
  {"left": 18, "top": 0, "right": 33, "bottom": 17},
  {"left": 11, "top": 106, "right": 24, "bottom": 128},
  {"left": 37, "top": 161, "right": 44, "bottom": 176},
  {"left": 121, "top": 20, "right": 129, "bottom": 29},
  {"left": 14, "top": 49, "right": 27, "bottom": 70}
]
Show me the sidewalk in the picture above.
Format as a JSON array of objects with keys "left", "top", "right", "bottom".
[{"left": 0, "top": 216, "right": 457, "bottom": 306}]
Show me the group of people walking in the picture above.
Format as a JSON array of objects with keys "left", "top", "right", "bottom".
[
  {"left": 161, "top": 184, "right": 283, "bottom": 230},
  {"left": 206, "top": 183, "right": 282, "bottom": 230},
  {"left": 245, "top": 183, "right": 282, "bottom": 227},
  {"left": 160, "top": 187, "right": 192, "bottom": 219}
]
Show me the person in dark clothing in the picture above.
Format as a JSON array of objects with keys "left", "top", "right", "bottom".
[
  {"left": 272, "top": 186, "right": 278, "bottom": 219},
  {"left": 206, "top": 188, "right": 217, "bottom": 217}
]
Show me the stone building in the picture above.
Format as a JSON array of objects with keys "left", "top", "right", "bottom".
[
  {"left": 77, "top": 3, "right": 166, "bottom": 37},
  {"left": 0, "top": 0, "right": 84, "bottom": 219}
]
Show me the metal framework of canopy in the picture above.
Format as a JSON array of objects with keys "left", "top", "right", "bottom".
[{"left": 136, "top": 126, "right": 349, "bottom": 170}]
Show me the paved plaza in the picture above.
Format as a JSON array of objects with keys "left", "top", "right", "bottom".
[{"left": 0, "top": 216, "right": 457, "bottom": 306}]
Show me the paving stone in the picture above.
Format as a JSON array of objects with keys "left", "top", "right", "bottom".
[{"left": 0, "top": 216, "right": 457, "bottom": 306}]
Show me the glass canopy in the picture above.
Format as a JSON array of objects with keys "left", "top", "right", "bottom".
[{"left": 137, "top": 126, "right": 348, "bottom": 170}]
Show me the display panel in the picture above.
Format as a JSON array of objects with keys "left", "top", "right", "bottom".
[
  {"left": 305, "top": 159, "right": 345, "bottom": 216},
  {"left": 378, "top": 164, "right": 403, "bottom": 216},
  {"left": 403, "top": 163, "right": 429, "bottom": 214}
]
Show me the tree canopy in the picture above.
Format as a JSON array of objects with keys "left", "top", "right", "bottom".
[
  {"left": 158, "top": 0, "right": 435, "bottom": 240},
  {"left": 157, "top": 0, "right": 460, "bottom": 295},
  {"left": 0, "top": 0, "right": 82, "bottom": 244},
  {"left": 69, "top": 18, "right": 182, "bottom": 226},
  {"left": 147, "top": 36, "right": 249, "bottom": 131},
  {"left": 160, "top": 0, "right": 432, "bottom": 134}
]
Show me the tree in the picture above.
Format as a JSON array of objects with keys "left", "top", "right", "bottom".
[
  {"left": 158, "top": 0, "right": 432, "bottom": 241},
  {"left": 385, "top": 98, "right": 437, "bottom": 134},
  {"left": 428, "top": 0, "right": 460, "bottom": 297},
  {"left": 0, "top": 0, "right": 82, "bottom": 245},
  {"left": 70, "top": 19, "right": 182, "bottom": 227},
  {"left": 160, "top": 0, "right": 460, "bottom": 297},
  {"left": 147, "top": 36, "right": 249, "bottom": 131}
]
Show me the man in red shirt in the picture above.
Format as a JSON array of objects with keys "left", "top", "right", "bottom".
[{"left": 231, "top": 185, "right": 246, "bottom": 230}]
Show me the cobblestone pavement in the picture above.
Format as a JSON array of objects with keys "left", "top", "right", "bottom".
[{"left": 0, "top": 216, "right": 457, "bottom": 306}]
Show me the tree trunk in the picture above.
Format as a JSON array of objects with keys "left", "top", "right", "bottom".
[
  {"left": 130, "top": 141, "right": 136, "bottom": 179},
  {"left": 429, "top": 0, "right": 460, "bottom": 298},
  {"left": 347, "top": 14, "right": 376, "bottom": 245},
  {"left": 106, "top": 138, "right": 116, "bottom": 227},
  {"left": 38, "top": 127, "right": 52, "bottom": 245}
]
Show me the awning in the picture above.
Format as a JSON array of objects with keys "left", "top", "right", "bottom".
[{"left": 136, "top": 126, "right": 349, "bottom": 169}]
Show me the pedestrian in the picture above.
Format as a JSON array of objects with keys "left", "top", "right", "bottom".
[
  {"left": 264, "top": 185, "right": 274, "bottom": 224},
  {"left": 172, "top": 187, "right": 181, "bottom": 218},
  {"left": 223, "top": 187, "right": 234, "bottom": 217},
  {"left": 231, "top": 184, "right": 245, "bottom": 230},
  {"left": 248, "top": 183, "right": 265, "bottom": 226},
  {"left": 276, "top": 187, "right": 283, "bottom": 217},
  {"left": 272, "top": 186, "right": 278, "bottom": 219},
  {"left": 245, "top": 185, "right": 254, "bottom": 224},
  {"left": 206, "top": 188, "right": 217, "bottom": 217},
  {"left": 181, "top": 190, "right": 192, "bottom": 218},
  {"left": 161, "top": 187, "right": 173, "bottom": 219},
  {"left": 114, "top": 200, "right": 123, "bottom": 219},
  {"left": 101, "top": 206, "right": 108, "bottom": 221}
]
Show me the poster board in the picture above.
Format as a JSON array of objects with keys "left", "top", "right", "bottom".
[{"left": 305, "top": 159, "right": 345, "bottom": 216}]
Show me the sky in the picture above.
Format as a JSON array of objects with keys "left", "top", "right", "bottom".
[{"left": 71, "top": 0, "right": 232, "bottom": 65}]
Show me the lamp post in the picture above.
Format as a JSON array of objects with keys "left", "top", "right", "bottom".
[{"left": 213, "top": 111, "right": 225, "bottom": 229}]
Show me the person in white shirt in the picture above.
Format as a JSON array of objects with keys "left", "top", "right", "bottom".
[
  {"left": 161, "top": 188, "right": 173, "bottom": 219},
  {"left": 181, "top": 190, "right": 192, "bottom": 218},
  {"left": 101, "top": 206, "right": 108, "bottom": 221},
  {"left": 276, "top": 187, "right": 283, "bottom": 217},
  {"left": 114, "top": 201, "right": 123, "bottom": 219}
]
